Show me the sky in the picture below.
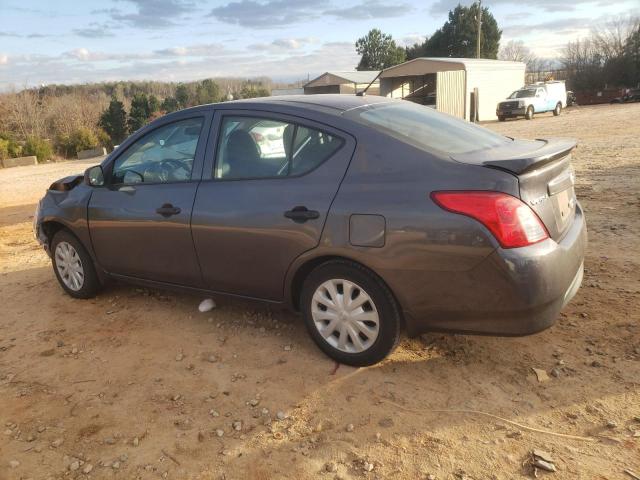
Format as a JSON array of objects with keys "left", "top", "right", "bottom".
[{"left": 0, "top": 0, "right": 637, "bottom": 90}]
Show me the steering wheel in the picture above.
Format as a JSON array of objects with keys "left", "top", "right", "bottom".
[{"left": 144, "top": 158, "right": 188, "bottom": 182}]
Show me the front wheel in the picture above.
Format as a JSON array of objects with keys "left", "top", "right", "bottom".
[
  {"left": 525, "top": 106, "right": 534, "bottom": 120},
  {"left": 51, "top": 230, "right": 100, "bottom": 299},
  {"left": 498, "top": 116, "right": 506, "bottom": 122},
  {"left": 553, "top": 102, "right": 562, "bottom": 116},
  {"left": 300, "top": 260, "right": 401, "bottom": 366}
]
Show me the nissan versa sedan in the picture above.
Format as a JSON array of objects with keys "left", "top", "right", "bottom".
[{"left": 34, "top": 95, "right": 587, "bottom": 366}]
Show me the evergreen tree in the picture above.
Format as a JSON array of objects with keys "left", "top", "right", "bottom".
[
  {"left": 148, "top": 94, "right": 160, "bottom": 115},
  {"left": 406, "top": 3, "right": 501, "bottom": 60},
  {"left": 196, "top": 79, "right": 221, "bottom": 105},
  {"left": 128, "top": 93, "right": 151, "bottom": 133},
  {"left": 175, "top": 84, "right": 190, "bottom": 108},
  {"left": 99, "top": 97, "right": 127, "bottom": 144},
  {"left": 161, "top": 96, "right": 179, "bottom": 113}
]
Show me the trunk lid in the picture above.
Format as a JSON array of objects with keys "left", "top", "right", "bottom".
[{"left": 452, "top": 138, "right": 578, "bottom": 241}]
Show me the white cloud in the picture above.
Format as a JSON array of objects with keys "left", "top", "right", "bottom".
[
  {"left": 0, "top": 41, "right": 359, "bottom": 90},
  {"left": 68, "top": 48, "right": 92, "bottom": 61},
  {"left": 0, "top": 54, "right": 8, "bottom": 65}
]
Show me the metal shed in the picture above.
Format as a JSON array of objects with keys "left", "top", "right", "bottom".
[
  {"left": 379, "top": 58, "right": 525, "bottom": 121},
  {"left": 304, "top": 71, "right": 380, "bottom": 96}
]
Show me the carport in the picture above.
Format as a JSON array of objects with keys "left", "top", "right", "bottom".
[
  {"left": 304, "top": 71, "right": 380, "bottom": 95},
  {"left": 379, "top": 58, "right": 525, "bottom": 121}
]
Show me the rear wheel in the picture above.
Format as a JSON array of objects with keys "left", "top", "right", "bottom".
[
  {"left": 525, "top": 106, "right": 534, "bottom": 120},
  {"left": 498, "top": 116, "right": 506, "bottom": 122},
  {"left": 51, "top": 230, "right": 100, "bottom": 299},
  {"left": 300, "top": 260, "right": 401, "bottom": 366},
  {"left": 553, "top": 102, "right": 562, "bottom": 116}
]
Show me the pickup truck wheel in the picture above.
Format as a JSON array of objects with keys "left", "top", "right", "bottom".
[
  {"left": 498, "top": 116, "right": 506, "bottom": 122},
  {"left": 51, "top": 230, "right": 100, "bottom": 299},
  {"left": 525, "top": 106, "right": 534, "bottom": 120},
  {"left": 300, "top": 260, "right": 401, "bottom": 366},
  {"left": 553, "top": 102, "right": 562, "bottom": 116}
]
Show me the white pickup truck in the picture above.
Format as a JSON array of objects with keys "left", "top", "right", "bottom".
[{"left": 497, "top": 81, "right": 567, "bottom": 121}]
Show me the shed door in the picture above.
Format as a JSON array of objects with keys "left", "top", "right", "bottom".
[{"left": 436, "top": 70, "right": 465, "bottom": 119}]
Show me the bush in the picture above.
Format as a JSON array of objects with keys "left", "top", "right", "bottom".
[
  {"left": 55, "top": 127, "right": 100, "bottom": 158},
  {"left": 0, "top": 138, "right": 9, "bottom": 160},
  {"left": 0, "top": 133, "right": 22, "bottom": 159},
  {"left": 23, "top": 136, "right": 53, "bottom": 163}
]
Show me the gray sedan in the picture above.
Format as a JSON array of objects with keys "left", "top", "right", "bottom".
[{"left": 34, "top": 95, "right": 587, "bottom": 366}]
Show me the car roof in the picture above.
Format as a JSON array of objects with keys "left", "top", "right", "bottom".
[{"left": 179, "top": 94, "right": 394, "bottom": 117}]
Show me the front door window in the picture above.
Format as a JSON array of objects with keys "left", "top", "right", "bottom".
[{"left": 112, "top": 117, "right": 204, "bottom": 184}]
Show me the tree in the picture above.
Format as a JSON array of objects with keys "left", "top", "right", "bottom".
[
  {"left": 409, "top": 3, "right": 502, "bottom": 59},
  {"left": 406, "top": 39, "right": 429, "bottom": 60},
  {"left": 355, "top": 29, "right": 406, "bottom": 70},
  {"left": 99, "top": 97, "right": 127, "bottom": 144},
  {"left": 624, "top": 23, "right": 640, "bottom": 87},
  {"left": 175, "top": 84, "right": 190, "bottom": 108},
  {"left": 147, "top": 94, "right": 160, "bottom": 114},
  {"left": 238, "top": 82, "right": 270, "bottom": 99},
  {"left": 499, "top": 40, "right": 535, "bottom": 64},
  {"left": 128, "top": 93, "right": 151, "bottom": 133},
  {"left": 562, "top": 16, "right": 639, "bottom": 90},
  {"left": 196, "top": 79, "right": 221, "bottom": 105},
  {"left": 161, "top": 96, "right": 179, "bottom": 113}
]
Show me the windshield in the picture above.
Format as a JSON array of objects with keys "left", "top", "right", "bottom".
[
  {"left": 509, "top": 89, "right": 536, "bottom": 99},
  {"left": 345, "top": 101, "right": 510, "bottom": 155}
]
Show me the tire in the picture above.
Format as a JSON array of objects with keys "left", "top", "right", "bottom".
[
  {"left": 51, "top": 229, "right": 100, "bottom": 299},
  {"left": 525, "top": 106, "right": 534, "bottom": 120},
  {"left": 498, "top": 116, "right": 506, "bottom": 122},
  {"left": 300, "top": 260, "right": 401, "bottom": 366},
  {"left": 553, "top": 102, "right": 562, "bottom": 116}
]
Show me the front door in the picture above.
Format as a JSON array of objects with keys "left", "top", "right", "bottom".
[
  {"left": 88, "top": 115, "right": 209, "bottom": 287},
  {"left": 191, "top": 111, "right": 355, "bottom": 300}
]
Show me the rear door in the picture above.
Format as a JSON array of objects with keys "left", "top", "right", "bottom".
[
  {"left": 88, "top": 113, "right": 211, "bottom": 286},
  {"left": 191, "top": 110, "right": 355, "bottom": 301},
  {"left": 534, "top": 88, "right": 548, "bottom": 112}
]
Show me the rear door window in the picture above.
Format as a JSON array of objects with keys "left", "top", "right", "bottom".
[{"left": 213, "top": 116, "right": 342, "bottom": 180}]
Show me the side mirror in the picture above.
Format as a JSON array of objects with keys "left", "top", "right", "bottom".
[{"left": 84, "top": 165, "right": 105, "bottom": 186}]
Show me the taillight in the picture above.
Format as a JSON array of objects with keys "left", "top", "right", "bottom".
[{"left": 431, "top": 191, "right": 549, "bottom": 248}]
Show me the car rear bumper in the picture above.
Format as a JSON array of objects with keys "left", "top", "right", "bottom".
[{"left": 404, "top": 202, "right": 587, "bottom": 336}]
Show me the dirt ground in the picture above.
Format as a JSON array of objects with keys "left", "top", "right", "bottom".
[{"left": 1, "top": 103, "right": 639, "bottom": 480}]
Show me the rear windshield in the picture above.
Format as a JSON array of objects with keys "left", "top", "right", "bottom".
[{"left": 345, "top": 101, "right": 510, "bottom": 155}]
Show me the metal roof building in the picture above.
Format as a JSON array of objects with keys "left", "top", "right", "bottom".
[
  {"left": 304, "top": 71, "right": 380, "bottom": 96},
  {"left": 379, "top": 58, "right": 525, "bottom": 121}
]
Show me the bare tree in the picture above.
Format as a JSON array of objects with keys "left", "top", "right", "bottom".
[
  {"left": 562, "top": 15, "right": 639, "bottom": 90},
  {"left": 499, "top": 40, "right": 535, "bottom": 64},
  {"left": 591, "top": 15, "right": 638, "bottom": 61}
]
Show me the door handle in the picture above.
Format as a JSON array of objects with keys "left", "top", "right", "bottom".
[
  {"left": 284, "top": 206, "right": 320, "bottom": 223},
  {"left": 156, "top": 203, "right": 181, "bottom": 217}
]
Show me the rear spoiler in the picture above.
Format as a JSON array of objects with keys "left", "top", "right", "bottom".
[{"left": 453, "top": 138, "right": 577, "bottom": 175}]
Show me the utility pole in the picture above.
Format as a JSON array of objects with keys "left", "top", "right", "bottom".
[{"left": 476, "top": 0, "right": 482, "bottom": 58}]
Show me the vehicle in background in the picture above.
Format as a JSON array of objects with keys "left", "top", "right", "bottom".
[
  {"left": 497, "top": 81, "right": 567, "bottom": 121},
  {"left": 249, "top": 121, "right": 287, "bottom": 158},
  {"left": 567, "top": 90, "right": 577, "bottom": 107},
  {"left": 610, "top": 89, "right": 640, "bottom": 104}
]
